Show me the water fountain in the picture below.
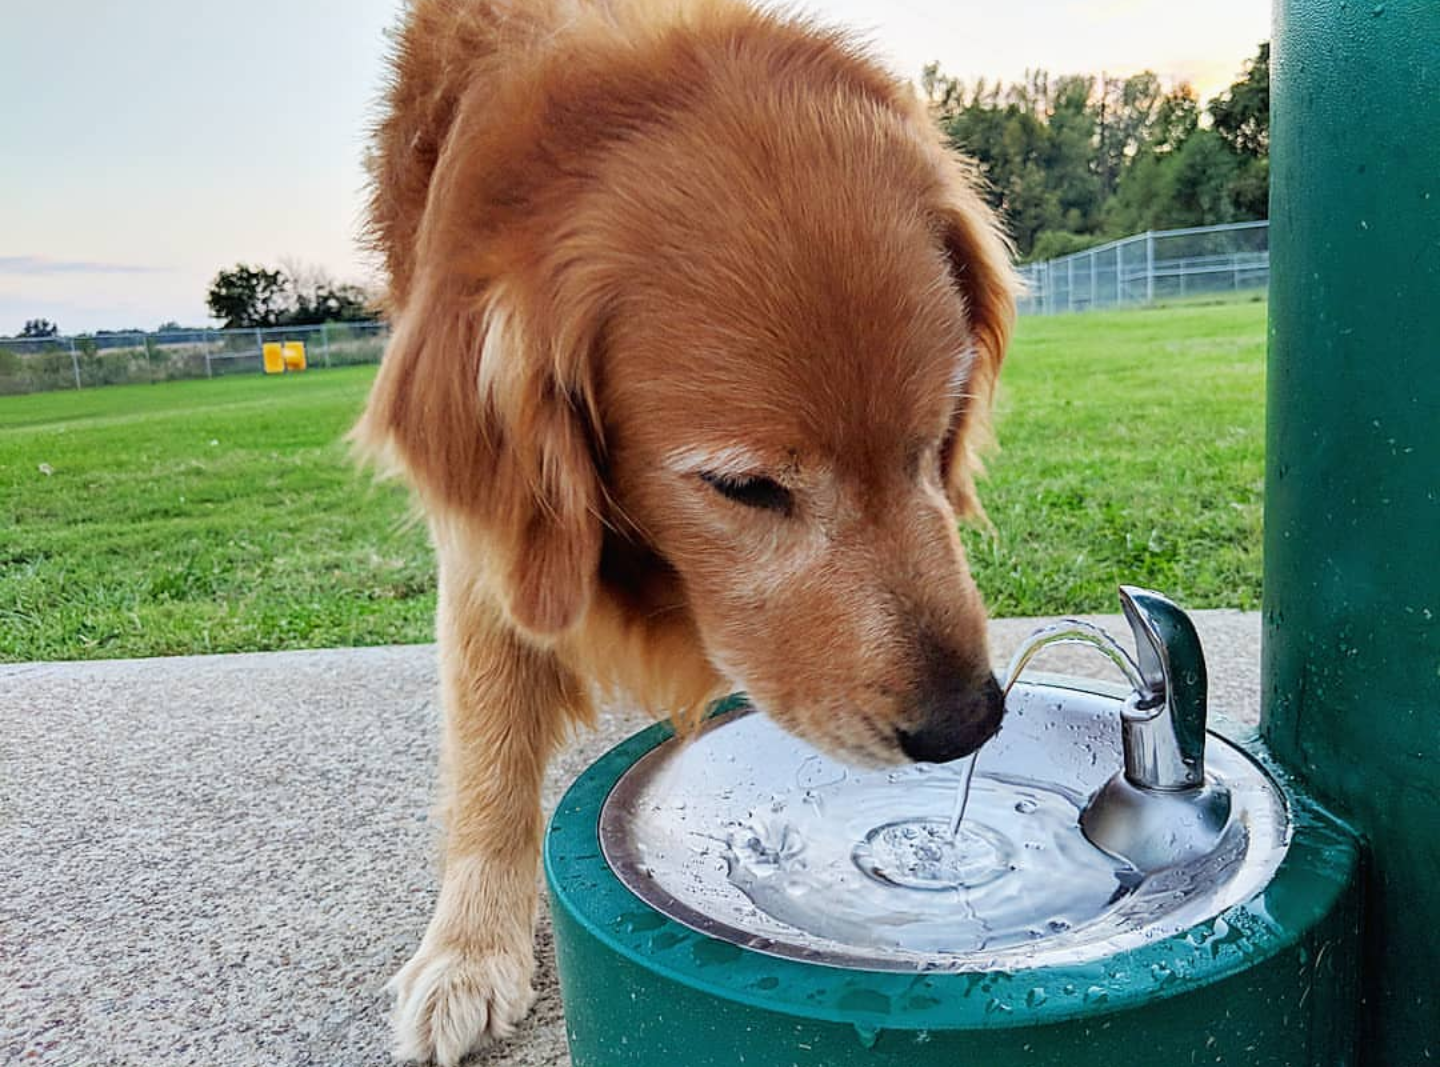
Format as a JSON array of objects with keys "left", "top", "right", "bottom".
[
  {"left": 544, "top": 4, "right": 1438, "bottom": 1062},
  {"left": 547, "top": 586, "right": 1358, "bottom": 1064}
]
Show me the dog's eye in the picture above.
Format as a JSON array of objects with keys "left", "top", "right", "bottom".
[{"left": 699, "top": 471, "right": 793, "bottom": 514}]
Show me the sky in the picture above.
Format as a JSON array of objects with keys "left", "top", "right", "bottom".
[{"left": 0, "top": 0, "right": 1269, "bottom": 335}]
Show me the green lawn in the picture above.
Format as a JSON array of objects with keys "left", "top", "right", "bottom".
[
  {"left": 966, "top": 299, "right": 1266, "bottom": 617},
  {"left": 0, "top": 299, "right": 1266, "bottom": 662},
  {"left": 0, "top": 370, "right": 432, "bottom": 661}
]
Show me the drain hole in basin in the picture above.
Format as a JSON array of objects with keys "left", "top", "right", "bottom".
[{"left": 853, "top": 819, "right": 1011, "bottom": 892}]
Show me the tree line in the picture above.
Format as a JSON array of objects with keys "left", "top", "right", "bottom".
[
  {"left": 5, "top": 262, "right": 375, "bottom": 339},
  {"left": 205, "top": 261, "right": 373, "bottom": 330},
  {"left": 924, "top": 42, "right": 1269, "bottom": 261}
]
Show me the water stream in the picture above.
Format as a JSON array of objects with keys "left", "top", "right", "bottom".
[
  {"left": 945, "top": 751, "right": 979, "bottom": 840},
  {"left": 941, "top": 620, "right": 1145, "bottom": 844},
  {"left": 942, "top": 618, "right": 1150, "bottom": 840},
  {"left": 999, "top": 619, "right": 1150, "bottom": 702}
]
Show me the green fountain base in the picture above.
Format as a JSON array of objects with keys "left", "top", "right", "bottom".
[{"left": 545, "top": 706, "right": 1361, "bottom": 1067}]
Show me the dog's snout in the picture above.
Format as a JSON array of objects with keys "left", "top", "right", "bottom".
[{"left": 896, "top": 670, "right": 1005, "bottom": 764}]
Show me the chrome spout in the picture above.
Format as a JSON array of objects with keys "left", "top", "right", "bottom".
[
  {"left": 1079, "top": 586, "right": 1231, "bottom": 870},
  {"left": 1116, "top": 585, "right": 1208, "bottom": 791}
]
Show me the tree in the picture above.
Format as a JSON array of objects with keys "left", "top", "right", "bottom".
[
  {"left": 1095, "top": 72, "right": 1165, "bottom": 199},
  {"left": 1103, "top": 85, "right": 1202, "bottom": 234},
  {"left": 1107, "top": 128, "right": 1252, "bottom": 233},
  {"left": 1151, "top": 86, "right": 1201, "bottom": 156},
  {"left": 925, "top": 43, "right": 1270, "bottom": 257},
  {"left": 206, "top": 265, "right": 287, "bottom": 329},
  {"left": 1166, "top": 129, "right": 1247, "bottom": 226},
  {"left": 1225, "top": 156, "right": 1269, "bottom": 220},
  {"left": 20, "top": 319, "right": 59, "bottom": 338},
  {"left": 928, "top": 72, "right": 1070, "bottom": 256},
  {"left": 207, "top": 261, "right": 374, "bottom": 329},
  {"left": 295, "top": 281, "right": 371, "bottom": 324},
  {"left": 1210, "top": 43, "right": 1269, "bottom": 159},
  {"left": 927, "top": 66, "right": 1173, "bottom": 256},
  {"left": 1209, "top": 43, "right": 1270, "bottom": 220},
  {"left": 1046, "top": 75, "right": 1104, "bottom": 232},
  {"left": 1029, "top": 229, "right": 1109, "bottom": 261},
  {"left": 280, "top": 259, "right": 373, "bottom": 325}
]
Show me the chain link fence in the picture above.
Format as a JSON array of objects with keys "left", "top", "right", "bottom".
[
  {"left": 0, "top": 321, "right": 389, "bottom": 396},
  {"left": 1016, "top": 220, "right": 1269, "bottom": 315},
  {"left": 2, "top": 222, "right": 1269, "bottom": 393}
]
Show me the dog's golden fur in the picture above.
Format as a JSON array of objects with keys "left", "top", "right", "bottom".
[{"left": 354, "top": 1, "right": 1017, "bottom": 1061}]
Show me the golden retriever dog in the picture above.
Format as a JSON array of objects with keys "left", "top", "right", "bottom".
[{"left": 354, "top": 0, "right": 1018, "bottom": 1061}]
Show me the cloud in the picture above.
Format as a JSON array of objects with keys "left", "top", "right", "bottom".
[{"left": 0, "top": 256, "right": 170, "bottom": 276}]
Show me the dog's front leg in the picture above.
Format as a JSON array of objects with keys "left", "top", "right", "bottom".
[{"left": 390, "top": 562, "right": 578, "bottom": 1066}]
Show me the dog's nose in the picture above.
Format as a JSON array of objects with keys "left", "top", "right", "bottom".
[{"left": 897, "top": 671, "right": 1005, "bottom": 764}]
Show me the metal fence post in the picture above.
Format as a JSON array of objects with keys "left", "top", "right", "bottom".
[
  {"left": 68, "top": 338, "right": 81, "bottom": 390},
  {"left": 1145, "top": 231, "right": 1156, "bottom": 304},
  {"left": 254, "top": 327, "right": 264, "bottom": 371},
  {"left": 1089, "top": 249, "right": 1097, "bottom": 309},
  {"left": 204, "top": 333, "right": 214, "bottom": 379},
  {"left": 1116, "top": 242, "right": 1123, "bottom": 307},
  {"left": 321, "top": 322, "right": 332, "bottom": 368}
]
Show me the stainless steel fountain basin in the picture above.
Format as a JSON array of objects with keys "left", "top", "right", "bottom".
[{"left": 599, "top": 677, "right": 1289, "bottom": 972}]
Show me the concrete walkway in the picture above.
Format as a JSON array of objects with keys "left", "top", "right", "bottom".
[{"left": 2, "top": 611, "right": 1261, "bottom": 1067}]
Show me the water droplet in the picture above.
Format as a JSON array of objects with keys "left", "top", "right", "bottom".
[
  {"left": 1026, "top": 986, "right": 1048, "bottom": 1008},
  {"left": 621, "top": 910, "right": 666, "bottom": 934},
  {"left": 853, "top": 1024, "right": 880, "bottom": 1049},
  {"left": 691, "top": 939, "right": 743, "bottom": 966}
]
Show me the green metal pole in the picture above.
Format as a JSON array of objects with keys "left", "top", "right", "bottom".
[{"left": 1265, "top": 4, "right": 1440, "bottom": 1063}]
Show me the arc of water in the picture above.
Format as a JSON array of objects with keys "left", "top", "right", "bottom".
[
  {"left": 947, "top": 620, "right": 1151, "bottom": 844},
  {"left": 1000, "top": 619, "right": 1152, "bottom": 701}
]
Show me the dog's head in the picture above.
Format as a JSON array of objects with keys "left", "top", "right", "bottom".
[
  {"left": 586, "top": 112, "right": 1018, "bottom": 766},
  {"left": 360, "top": 22, "right": 1018, "bottom": 766}
]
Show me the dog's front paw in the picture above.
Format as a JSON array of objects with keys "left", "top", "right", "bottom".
[{"left": 388, "top": 943, "right": 536, "bottom": 1065}]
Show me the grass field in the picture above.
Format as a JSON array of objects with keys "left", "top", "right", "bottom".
[{"left": 0, "top": 300, "right": 1266, "bottom": 662}]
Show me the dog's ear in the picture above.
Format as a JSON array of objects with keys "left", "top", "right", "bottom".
[
  {"left": 933, "top": 163, "right": 1020, "bottom": 524},
  {"left": 356, "top": 275, "right": 604, "bottom": 637}
]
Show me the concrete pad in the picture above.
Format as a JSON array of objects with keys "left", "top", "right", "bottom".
[{"left": 1, "top": 610, "right": 1259, "bottom": 1066}]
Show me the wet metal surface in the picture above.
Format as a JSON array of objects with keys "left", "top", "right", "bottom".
[{"left": 601, "top": 681, "right": 1288, "bottom": 972}]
